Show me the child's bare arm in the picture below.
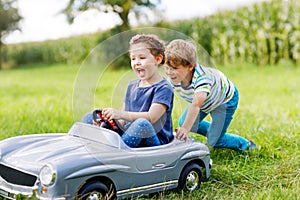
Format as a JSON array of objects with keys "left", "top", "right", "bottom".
[
  {"left": 102, "top": 103, "right": 167, "bottom": 124},
  {"left": 176, "top": 92, "right": 207, "bottom": 140}
]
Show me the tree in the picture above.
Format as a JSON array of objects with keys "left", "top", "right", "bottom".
[
  {"left": 0, "top": 0, "right": 21, "bottom": 69},
  {"left": 64, "top": 0, "right": 162, "bottom": 32}
]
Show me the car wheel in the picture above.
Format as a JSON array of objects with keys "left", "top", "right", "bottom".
[
  {"left": 178, "top": 163, "right": 202, "bottom": 192},
  {"left": 77, "top": 181, "right": 115, "bottom": 200}
]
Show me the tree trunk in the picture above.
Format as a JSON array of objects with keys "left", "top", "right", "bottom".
[
  {"left": 118, "top": 8, "right": 130, "bottom": 31},
  {"left": 0, "top": 42, "right": 2, "bottom": 70}
]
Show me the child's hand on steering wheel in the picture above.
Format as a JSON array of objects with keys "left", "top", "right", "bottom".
[{"left": 102, "top": 108, "right": 122, "bottom": 121}]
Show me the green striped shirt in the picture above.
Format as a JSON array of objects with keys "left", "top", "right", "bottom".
[{"left": 173, "top": 65, "right": 235, "bottom": 113}]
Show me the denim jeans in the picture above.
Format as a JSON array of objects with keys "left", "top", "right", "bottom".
[
  {"left": 178, "top": 87, "right": 249, "bottom": 151},
  {"left": 81, "top": 113, "right": 161, "bottom": 148},
  {"left": 121, "top": 118, "right": 162, "bottom": 148}
]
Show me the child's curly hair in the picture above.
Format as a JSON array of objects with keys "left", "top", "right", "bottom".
[{"left": 129, "top": 34, "right": 166, "bottom": 65}]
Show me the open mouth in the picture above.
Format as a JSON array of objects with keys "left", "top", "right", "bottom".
[
  {"left": 170, "top": 77, "right": 177, "bottom": 81},
  {"left": 170, "top": 77, "right": 180, "bottom": 84},
  {"left": 136, "top": 68, "right": 145, "bottom": 77}
]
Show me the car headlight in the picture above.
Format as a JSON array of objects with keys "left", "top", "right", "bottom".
[{"left": 39, "top": 164, "right": 56, "bottom": 186}]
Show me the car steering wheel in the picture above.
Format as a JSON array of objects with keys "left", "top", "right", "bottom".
[{"left": 92, "top": 109, "right": 123, "bottom": 134}]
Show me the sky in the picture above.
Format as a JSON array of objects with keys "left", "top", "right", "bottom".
[{"left": 4, "top": 0, "right": 266, "bottom": 44}]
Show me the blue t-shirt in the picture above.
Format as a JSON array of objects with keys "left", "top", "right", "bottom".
[{"left": 124, "top": 79, "right": 174, "bottom": 144}]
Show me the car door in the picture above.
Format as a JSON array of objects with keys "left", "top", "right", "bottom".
[{"left": 135, "top": 144, "right": 184, "bottom": 172}]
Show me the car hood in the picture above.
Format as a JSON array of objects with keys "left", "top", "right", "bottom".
[{"left": 1, "top": 134, "right": 118, "bottom": 175}]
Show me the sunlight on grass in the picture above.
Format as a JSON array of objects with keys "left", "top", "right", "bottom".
[{"left": 0, "top": 63, "right": 299, "bottom": 199}]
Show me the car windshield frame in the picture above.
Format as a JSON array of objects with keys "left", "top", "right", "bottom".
[{"left": 68, "top": 122, "right": 126, "bottom": 149}]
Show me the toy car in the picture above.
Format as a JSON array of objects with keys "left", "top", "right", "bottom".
[{"left": 0, "top": 110, "right": 211, "bottom": 199}]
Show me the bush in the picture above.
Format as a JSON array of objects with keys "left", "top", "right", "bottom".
[
  {"left": 169, "top": 0, "right": 300, "bottom": 65},
  {"left": 2, "top": 33, "right": 99, "bottom": 67},
  {"left": 2, "top": 0, "right": 300, "bottom": 68}
]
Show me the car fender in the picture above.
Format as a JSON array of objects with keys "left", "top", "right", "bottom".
[
  {"left": 180, "top": 150, "right": 211, "bottom": 179},
  {"left": 65, "top": 164, "right": 131, "bottom": 180},
  {"left": 180, "top": 150, "right": 209, "bottom": 161}
]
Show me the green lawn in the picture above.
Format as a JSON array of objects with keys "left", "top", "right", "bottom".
[{"left": 0, "top": 63, "right": 299, "bottom": 199}]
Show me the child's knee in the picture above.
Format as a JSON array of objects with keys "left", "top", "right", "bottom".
[
  {"left": 207, "top": 139, "right": 217, "bottom": 147},
  {"left": 207, "top": 136, "right": 220, "bottom": 147},
  {"left": 134, "top": 118, "right": 152, "bottom": 127},
  {"left": 81, "top": 112, "right": 93, "bottom": 124}
]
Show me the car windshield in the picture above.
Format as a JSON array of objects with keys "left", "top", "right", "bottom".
[{"left": 68, "top": 122, "right": 125, "bottom": 149}]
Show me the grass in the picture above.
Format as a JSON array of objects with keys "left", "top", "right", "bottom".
[{"left": 0, "top": 63, "right": 299, "bottom": 199}]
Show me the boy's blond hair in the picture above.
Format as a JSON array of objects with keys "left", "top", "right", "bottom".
[{"left": 165, "top": 39, "right": 197, "bottom": 67}]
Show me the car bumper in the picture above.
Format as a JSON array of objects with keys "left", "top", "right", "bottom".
[
  {"left": 0, "top": 177, "right": 36, "bottom": 199},
  {"left": 0, "top": 178, "right": 66, "bottom": 200}
]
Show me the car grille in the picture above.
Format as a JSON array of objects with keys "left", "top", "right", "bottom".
[{"left": 0, "top": 164, "right": 37, "bottom": 187}]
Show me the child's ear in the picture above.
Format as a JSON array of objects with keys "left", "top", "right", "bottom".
[
  {"left": 155, "top": 54, "right": 163, "bottom": 65},
  {"left": 188, "top": 64, "right": 195, "bottom": 71}
]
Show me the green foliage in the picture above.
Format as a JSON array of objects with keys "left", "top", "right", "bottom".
[
  {"left": 2, "top": 34, "right": 99, "bottom": 68},
  {"left": 0, "top": 0, "right": 21, "bottom": 69},
  {"left": 63, "top": 0, "right": 162, "bottom": 31},
  {"left": 0, "top": 0, "right": 21, "bottom": 38},
  {"left": 0, "top": 63, "right": 299, "bottom": 199},
  {"left": 2, "top": 0, "right": 300, "bottom": 69},
  {"left": 170, "top": 0, "right": 300, "bottom": 65}
]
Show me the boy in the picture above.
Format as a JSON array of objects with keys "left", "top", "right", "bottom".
[{"left": 164, "top": 39, "right": 255, "bottom": 151}]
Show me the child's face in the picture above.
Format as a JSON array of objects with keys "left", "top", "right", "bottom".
[
  {"left": 164, "top": 63, "right": 194, "bottom": 86},
  {"left": 130, "top": 43, "right": 161, "bottom": 81}
]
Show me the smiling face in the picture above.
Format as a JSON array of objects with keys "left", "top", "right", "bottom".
[
  {"left": 165, "top": 39, "right": 197, "bottom": 86},
  {"left": 164, "top": 61, "right": 194, "bottom": 87},
  {"left": 130, "top": 43, "right": 162, "bottom": 81}
]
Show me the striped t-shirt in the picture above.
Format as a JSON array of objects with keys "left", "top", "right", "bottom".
[{"left": 173, "top": 64, "right": 235, "bottom": 113}]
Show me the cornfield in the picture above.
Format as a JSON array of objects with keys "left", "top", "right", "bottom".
[
  {"left": 2, "top": 0, "right": 300, "bottom": 68},
  {"left": 172, "top": 0, "right": 300, "bottom": 65}
]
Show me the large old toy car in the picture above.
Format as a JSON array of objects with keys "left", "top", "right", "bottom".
[{"left": 0, "top": 112, "right": 211, "bottom": 199}]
